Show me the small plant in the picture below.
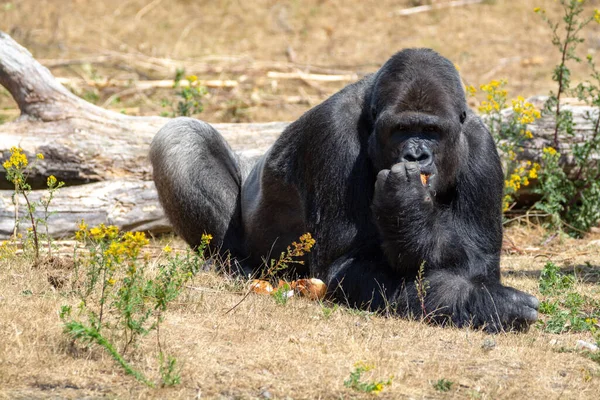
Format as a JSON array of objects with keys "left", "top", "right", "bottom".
[
  {"left": 321, "top": 303, "right": 339, "bottom": 319},
  {"left": 159, "top": 352, "right": 181, "bottom": 387},
  {"left": 533, "top": 1, "right": 600, "bottom": 235},
  {"left": 162, "top": 69, "right": 208, "bottom": 117},
  {"left": 538, "top": 261, "right": 575, "bottom": 296},
  {"left": 265, "top": 233, "right": 316, "bottom": 306},
  {"left": 3, "top": 147, "right": 64, "bottom": 260},
  {"left": 537, "top": 262, "right": 600, "bottom": 336},
  {"left": 433, "top": 378, "right": 454, "bottom": 392},
  {"left": 414, "top": 261, "right": 429, "bottom": 318},
  {"left": 272, "top": 281, "right": 292, "bottom": 305},
  {"left": 263, "top": 232, "right": 316, "bottom": 279},
  {"left": 61, "top": 223, "right": 211, "bottom": 385},
  {"left": 343, "top": 362, "right": 392, "bottom": 395}
]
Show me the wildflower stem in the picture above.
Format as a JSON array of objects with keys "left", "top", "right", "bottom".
[
  {"left": 11, "top": 183, "right": 18, "bottom": 239},
  {"left": 21, "top": 191, "right": 39, "bottom": 260},
  {"left": 97, "top": 267, "right": 107, "bottom": 331}
]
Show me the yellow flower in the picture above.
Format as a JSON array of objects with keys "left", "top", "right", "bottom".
[
  {"left": 36, "top": 153, "right": 44, "bottom": 160},
  {"left": 77, "top": 220, "right": 88, "bottom": 234},
  {"left": 47, "top": 175, "right": 57, "bottom": 188},
  {"left": 543, "top": 147, "right": 558, "bottom": 156},
  {"left": 107, "top": 278, "right": 116, "bottom": 286},
  {"left": 503, "top": 195, "right": 512, "bottom": 212},
  {"left": 595, "top": 9, "right": 600, "bottom": 24},
  {"left": 121, "top": 231, "right": 149, "bottom": 258},
  {"left": 3, "top": 147, "right": 28, "bottom": 170},
  {"left": 187, "top": 75, "right": 198, "bottom": 83},
  {"left": 372, "top": 383, "right": 384, "bottom": 394},
  {"left": 89, "top": 226, "right": 103, "bottom": 240},
  {"left": 201, "top": 233, "right": 213, "bottom": 244},
  {"left": 465, "top": 85, "right": 476, "bottom": 97},
  {"left": 529, "top": 163, "right": 541, "bottom": 179},
  {"left": 163, "top": 245, "right": 172, "bottom": 254}
]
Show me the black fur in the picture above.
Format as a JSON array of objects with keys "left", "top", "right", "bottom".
[{"left": 150, "top": 49, "right": 538, "bottom": 332}]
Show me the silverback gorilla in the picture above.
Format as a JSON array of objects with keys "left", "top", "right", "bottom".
[{"left": 150, "top": 49, "right": 539, "bottom": 332}]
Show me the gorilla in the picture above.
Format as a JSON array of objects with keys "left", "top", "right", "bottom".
[{"left": 150, "top": 49, "right": 538, "bottom": 332}]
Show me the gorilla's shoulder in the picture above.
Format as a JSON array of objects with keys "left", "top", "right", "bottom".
[
  {"left": 296, "top": 74, "right": 375, "bottom": 126},
  {"left": 462, "top": 109, "right": 495, "bottom": 147}
]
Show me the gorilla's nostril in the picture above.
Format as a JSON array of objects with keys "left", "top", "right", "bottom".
[{"left": 402, "top": 147, "right": 432, "bottom": 165}]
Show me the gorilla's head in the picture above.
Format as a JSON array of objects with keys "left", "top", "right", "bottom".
[{"left": 367, "top": 48, "right": 467, "bottom": 194}]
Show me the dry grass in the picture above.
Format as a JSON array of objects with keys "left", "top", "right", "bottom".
[
  {"left": 1, "top": 0, "right": 600, "bottom": 123},
  {"left": 1, "top": 226, "right": 600, "bottom": 399}
]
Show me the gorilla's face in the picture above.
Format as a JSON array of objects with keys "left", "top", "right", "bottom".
[{"left": 367, "top": 49, "right": 467, "bottom": 194}]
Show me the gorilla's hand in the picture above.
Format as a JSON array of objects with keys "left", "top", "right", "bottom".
[
  {"left": 372, "top": 162, "right": 438, "bottom": 270},
  {"left": 422, "top": 272, "right": 539, "bottom": 332},
  {"left": 459, "top": 282, "right": 539, "bottom": 333},
  {"left": 373, "top": 162, "right": 433, "bottom": 219}
]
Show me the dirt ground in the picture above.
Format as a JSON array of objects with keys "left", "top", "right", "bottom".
[
  {"left": 1, "top": 0, "right": 600, "bottom": 123},
  {"left": 2, "top": 0, "right": 600, "bottom": 399}
]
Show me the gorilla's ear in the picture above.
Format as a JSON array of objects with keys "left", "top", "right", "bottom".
[{"left": 460, "top": 110, "right": 467, "bottom": 124}]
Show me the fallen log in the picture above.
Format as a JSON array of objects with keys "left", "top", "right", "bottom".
[
  {"left": 0, "top": 31, "right": 598, "bottom": 240},
  {"left": 0, "top": 31, "right": 287, "bottom": 238},
  {"left": 0, "top": 180, "right": 168, "bottom": 239}
]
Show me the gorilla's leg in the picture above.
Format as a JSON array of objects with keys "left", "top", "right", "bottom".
[{"left": 150, "top": 117, "right": 245, "bottom": 260}]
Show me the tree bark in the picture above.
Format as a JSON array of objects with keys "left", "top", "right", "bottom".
[{"left": 0, "top": 31, "right": 598, "bottom": 239}]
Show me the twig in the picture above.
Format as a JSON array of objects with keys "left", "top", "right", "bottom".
[
  {"left": 184, "top": 285, "right": 241, "bottom": 295},
  {"left": 135, "top": 0, "right": 163, "bottom": 21},
  {"left": 266, "top": 71, "right": 358, "bottom": 82},
  {"left": 224, "top": 288, "right": 254, "bottom": 315},
  {"left": 390, "top": 0, "right": 483, "bottom": 16},
  {"left": 56, "top": 77, "right": 238, "bottom": 90}
]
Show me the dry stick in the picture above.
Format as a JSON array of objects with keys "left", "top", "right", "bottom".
[
  {"left": 56, "top": 77, "right": 239, "bottom": 90},
  {"left": 553, "top": 36, "right": 571, "bottom": 149},
  {"left": 266, "top": 71, "right": 358, "bottom": 82},
  {"left": 224, "top": 288, "right": 255, "bottom": 315},
  {"left": 390, "top": 0, "right": 483, "bottom": 17},
  {"left": 134, "top": 0, "right": 163, "bottom": 21}
]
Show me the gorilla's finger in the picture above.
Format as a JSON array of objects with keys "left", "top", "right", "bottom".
[
  {"left": 525, "top": 294, "right": 540, "bottom": 310},
  {"left": 376, "top": 169, "right": 390, "bottom": 182},
  {"left": 521, "top": 306, "right": 538, "bottom": 322},
  {"left": 390, "top": 162, "right": 407, "bottom": 175},
  {"left": 375, "top": 169, "right": 390, "bottom": 192},
  {"left": 403, "top": 162, "right": 422, "bottom": 182}
]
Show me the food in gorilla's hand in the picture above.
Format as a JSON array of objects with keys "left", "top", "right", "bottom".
[{"left": 420, "top": 173, "right": 430, "bottom": 186}]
